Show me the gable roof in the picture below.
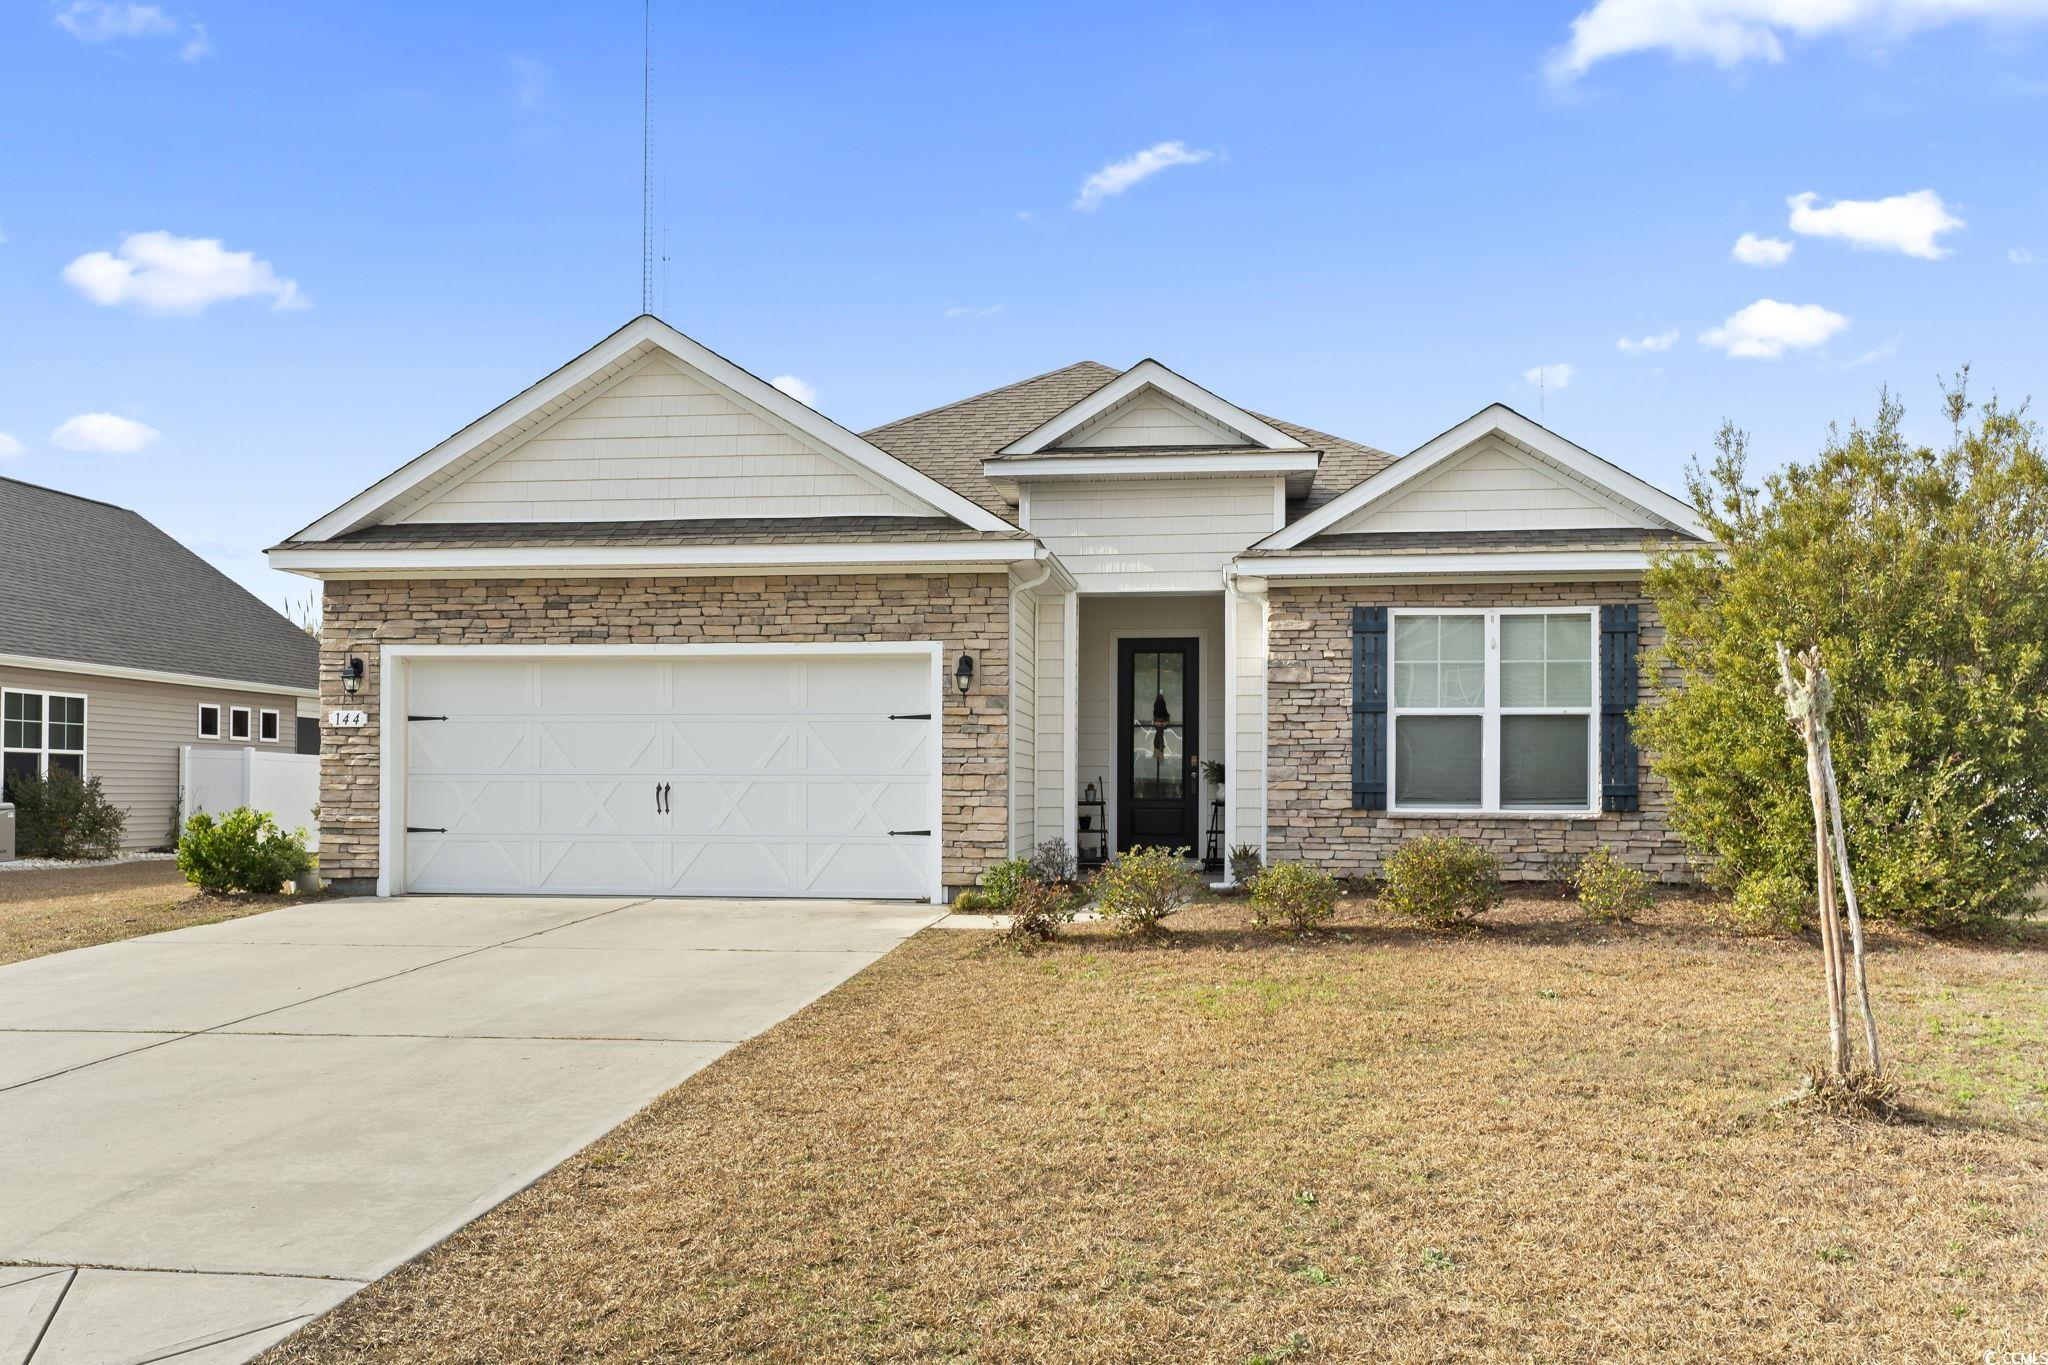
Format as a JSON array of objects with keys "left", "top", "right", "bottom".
[
  {"left": 863, "top": 362, "right": 1395, "bottom": 517},
  {"left": 998, "top": 360, "right": 1309, "bottom": 455},
  {"left": 1260, "top": 403, "right": 1710, "bottom": 551},
  {"left": 285, "top": 315, "right": 1012, "bottom": 544},
  {"left": 1, "top": 476, "right": 317, "bottom": 693}
]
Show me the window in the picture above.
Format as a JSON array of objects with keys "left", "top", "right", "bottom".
[
  {"left": 228, "top": 706, "right": 252, "bottom": 741},
  {"left": 3, "top": 688, "right": 87, "bottom": 797},
  {"left": 1389, "top": 608, "right": 1596, "bottom": 813},
  {"left": 198, "top": 704, "right": 221, "bottom": 738},
  {"left": 259, "top": 708, "right": 280, "bottom": 743}
]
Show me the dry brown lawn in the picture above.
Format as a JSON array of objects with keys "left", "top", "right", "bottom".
[
  {"left": 267, "top": 894, "right": 2047, "bottom": 1364},
  {"left": 0, "top": 858, "right": 292, "bottom": 964}
]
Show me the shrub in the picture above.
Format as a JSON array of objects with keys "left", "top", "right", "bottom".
[
  {"left": 1715, "top": 871, "right": 1809, "bottom": 936},
  {"left": 1639, "top": 385, "right": 2048, "bottom": 929},
  {"left": 1092, "top": 844, "right": 1201, "bottom": 936},
  {"left": 9, "top": 770, "right": 126, "bottom": 860},
  {"left": 1228, "top": 842, "right": 1263, "bottom": 885},
  {"left": 980, "top": 857, "right": 1034, "bottom": 911},
  {"left": 1379, "top": 835, "right": 1502, "bottom": 930},
  {"left": 951, "top": 889, "right": 995, "bottom": 913},
  {"left": 1028, "top": 837, "right": 1077, "bottom": 885},
  {"left": 1248, "top": 860, "right": 1340, "bottom": 936},
  {"left": 1571, "top": 846, "right": 1654, "bottom": 923},
  {"left": 998, "top": 876, "right": 1083, "bottom": 947},
  {"left": 177, "top": 807, "right": 314, "bottom": 894}
]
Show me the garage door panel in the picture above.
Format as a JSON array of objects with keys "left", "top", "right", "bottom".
[{"left": 401, "top": 653, "right": 936, "bottom": 899}]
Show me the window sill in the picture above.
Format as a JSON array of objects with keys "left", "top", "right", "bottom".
[{"left": 1379, "top": 808, "right": 1604, "bottom": 821}]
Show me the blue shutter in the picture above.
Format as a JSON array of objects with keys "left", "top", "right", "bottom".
[
  {"left": 1599, "top": 603, "right": 1641, "bottom": 814},
  {"left": 1352, "top": 606, "right": 1388, "bottom": 810}
]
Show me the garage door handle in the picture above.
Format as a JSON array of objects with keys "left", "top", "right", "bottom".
[
  {"left": 407, "top": 715, "right": 449, "bottom": 722},
  {"left": 888, "top": 713, "right": 931, "bottom": 720},
  {"left": 406, "top": 826, "right": 447, "bottom": 834},
  {"left": 887, "top": 829, "right": 931, "bottom": 837}
]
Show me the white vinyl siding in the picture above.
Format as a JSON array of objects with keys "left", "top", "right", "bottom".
[
  {"left": 1026, "top": 478, "right": 1280, "bottom": 593},
  {"left": 1327, "top": 437, "right": 1642, "bottom": 535},
  {"left": 1228, "top": 590, "right": 1267, "bottom": 853},
  {"left": 0, "top": 664, "right": 301, "bottom": 851},
  {"left": 1010, "top": 587, "right": 1038, "bottom": 853},
  {"left": 400, "top": 355, "right": 935, "bottom": 524},
  {"left": 1031, "top": 593, "right": 1072, "bottom": 848},
  {"left": 1057, "top": 388, "right": 1250, "bottom": 449}
]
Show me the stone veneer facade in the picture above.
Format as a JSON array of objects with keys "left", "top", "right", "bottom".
[
  {"left": 316, "top": 572, "right": 1010, "bottom": 896},
  {"left": 1264, "top": 581, "right": 1694, "bottom": 882}
]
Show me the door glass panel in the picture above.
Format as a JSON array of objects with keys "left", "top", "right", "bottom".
[
  {"left": 1395, "top": 715, "right": 1482, "bottom": 806},
  {"left": 1130, "top": 649, "right": 1185, "bottom": 802},
  {"left": 1501, "top": 715, "right": 1590, "bottom": 808}
]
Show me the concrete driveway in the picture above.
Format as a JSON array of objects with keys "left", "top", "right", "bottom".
[{"left": 0, "top": 895, "right": 941, "bottom": 1364}]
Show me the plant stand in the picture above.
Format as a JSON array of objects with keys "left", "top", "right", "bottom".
[{"left": 1202, "top": 799, "right": 1224, "bottom": 874}]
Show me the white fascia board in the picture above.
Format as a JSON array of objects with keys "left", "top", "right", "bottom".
[
  {"left": 998, "top": 359, "right": 1309, "bottom": 455},
  {"left": 984, "top": 451, "right": 1320, "bottom": 481},
  {"left": 267, "top": 539, "right": 1044, "bottom": 578},
  {"left": 1238, "top": 549, "right": 1655, "bottom": 579},
  {"left": 0, "top": 652, "right": 318, "bottom": 699},
  {"left": 1258, "top": 403, "right": 1710, "bottom": 550},
  {"left": 291, "top": 316, "right": 1011, "bottom": 542}
]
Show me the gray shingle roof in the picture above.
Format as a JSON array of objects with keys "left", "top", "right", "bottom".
[
  {"left": 1, "top": 476, "right": 317, "bottom": 691},
  {"left": 860, "top": 362, "right": 1395, "bottom": 522},
  {"left": 1240, "top": 527, "right": 1698, "bottom": 557},
  {"left": 329, "top": 516, "right": 1030, "bottom": 549}
]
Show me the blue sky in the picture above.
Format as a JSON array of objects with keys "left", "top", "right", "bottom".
[{"left": 3, "top": 0, "right": 2045, "bottom": 612}]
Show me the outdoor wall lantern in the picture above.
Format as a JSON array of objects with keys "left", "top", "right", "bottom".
[
  {"left": 339, "top": 655, "right": 366, "bottom": 696},
  {"left": 954, "top": 652, "right": 975, "bottom": 694}
]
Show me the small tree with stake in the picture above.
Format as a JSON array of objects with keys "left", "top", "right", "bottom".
[{"left": 1776, "top": 642, "right": 1891, "bottom": 1110}]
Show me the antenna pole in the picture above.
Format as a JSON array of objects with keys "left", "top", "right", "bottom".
[{"left": 640, "top": 0, "right": 652, "bottom": 315}]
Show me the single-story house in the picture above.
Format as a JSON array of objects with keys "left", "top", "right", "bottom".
[
  {"left": 2, "top": 476, "right": 321, "bottom": 850},
  {"left": 269, "top": 316, "right": 1708, "bottom": 901}
]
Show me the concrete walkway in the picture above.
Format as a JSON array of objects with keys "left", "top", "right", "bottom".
[{"left": 0, "top": 895, "right": 941, "bottom": 1364}]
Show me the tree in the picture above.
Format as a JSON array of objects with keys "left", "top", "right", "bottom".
[{"left": 1640, "top": 378, "right": 2048, "bottom": 930}]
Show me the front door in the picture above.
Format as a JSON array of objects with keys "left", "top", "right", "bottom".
[{"left": 1117, "top": 637, "right": 1199, "bottom": 854}]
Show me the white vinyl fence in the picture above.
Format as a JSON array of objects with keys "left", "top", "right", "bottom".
[{"left": 179, "top": 746, "right": 320, "bottom": 851}]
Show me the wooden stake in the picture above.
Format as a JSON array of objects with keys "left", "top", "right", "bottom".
[
  {"left": 1816, "top": 687, "right": 1883, "bottom": 1076},
  {"left": 1780, "top": 643, "right": 1850, "bottom": 1077}
]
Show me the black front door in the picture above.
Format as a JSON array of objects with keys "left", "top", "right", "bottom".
[{"left": 1117, "top": 637, "right": 1199, "bottom": 854}]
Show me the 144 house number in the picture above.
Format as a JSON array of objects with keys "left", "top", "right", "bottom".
[{"left": 328, "top": 710, "right": 369, "bottom": 729}]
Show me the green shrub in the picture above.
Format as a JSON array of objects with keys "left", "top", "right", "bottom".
[
  {"left": 176, "top": 807, "right": 314, "bottom": 894},
  {"left": 9, "top": 770, "right": 126, "bottom": 859},
  {"left": 1228, "top": 843, "right": 1263, "bottom": 885},
  {"left": 951, "top": 889, "right": 996, "bottom": 913},
  {"left": 1028, "top": 837, "right": 1077, "bottom": 885},
  {"left": 1639, "top": 388, "right": 2048, "bottom": 930},
  {"left": 1716, "top": 871, "right": 1809, "bottom": 936},
  {"left": 1092, "top": 844, "right": 1201, "bottom": 937},
  {"left": 1571, "top": 846, "right": 1654, "bottom": 923},
  {"left": 998, "top": 876, "right": 1083, "bottom": 947},
  {"left": 980, "top": 857, "right": 1034, "bottom": 911},
  {"left": 1379, "top": 835, "right": 1502, "bottom": 930},
  {"left": 1248, "top": 860, "right": 1340, "bottom": 936}
]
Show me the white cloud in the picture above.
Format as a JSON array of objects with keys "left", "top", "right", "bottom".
[
  {"left": 770, "top": 375, "right": 818, "bottom": 406},
  {"left": 1700, "top": 298, "right": 1849, "bottom": 359},
  {"left": 1523, "top": 362, "right": 1578, "bottom": 389},
  {"left": 179, "top": 19, "right": 209, "bottom": 60},
  {"left": 1617, "top": 329, "right": 1679, "bottom": 352},
  {"left": 2009, "top": 246, "right": 2038, "bottom": 265},
  {"left": 1074, "top": 141, "right": 1215, "bottom": 211},
  {"left": 1548, "top": 0, "right": 2048, "bottom": 80},
  {"left": 1787, "top": 189, "right": 1964, "bottom": 258},
  {"left": 54, "top": 2, "right": 175, "bottom": 41},
  {"left": 943, "top": 304, "right": 1003, "bottom": 319},
  {"left": 1732, "top": 232, "right": 1795, "bottom": 265},
  {"left": 51, "top": 412, "right": 160, "bottom": 453},
  {"left": 0, "top": 433, "right": 24, "bottom": 458},
  {"left": 508, "top": 55, "right": 552, "bottom": 110},
  {"left": 63, "top": 231, "right": 307, "bottom": 315}
]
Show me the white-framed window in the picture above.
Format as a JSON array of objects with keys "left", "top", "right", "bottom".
[
  {"left": 258, "top": 708, "right": 280, "bottom": 743},
  {"left": 228, "top": 706, "right": 252, "bottom": 741},
  {"left": 1389, "top": 607, "right": 1597, "bottom": 814},
  {"left": 3, "top": 688, "right": 87, "bottom": 795},
  {"left": 198, "top": 703, "right": 221, "bottom": 739}
]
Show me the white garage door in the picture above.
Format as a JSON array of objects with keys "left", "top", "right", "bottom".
[{"left": 399, "top": 652, "right": 937, "bottom": 899}]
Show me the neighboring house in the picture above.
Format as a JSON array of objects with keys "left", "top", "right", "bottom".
[
  {"left": 268, "top": 316, "right": 1709, "bottom": 901},
  {"left": 2, "top": 476, "right": 320, "bottom": 850}
]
